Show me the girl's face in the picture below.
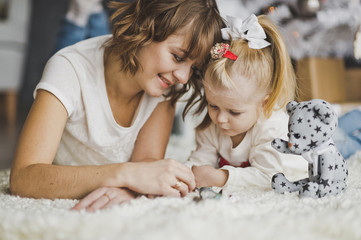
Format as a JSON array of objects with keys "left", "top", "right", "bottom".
[
  {"left": 204, "top": 75, "right": 265, "bottom": 139},
  {"left": 132, "top": 27, "right": 198, "bottom": 97}
]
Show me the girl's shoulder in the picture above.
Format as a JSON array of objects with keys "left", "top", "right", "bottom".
[
  {"left": 196, "top": 122, "right": 222, "bottom": 137},
  {"left": 258, "top": 108, "right": 288, "bottom": 125},
  {"left": 195, "top": 122, "right": 224, "bottom": 141},
  {"left": 250, "top": 109, "right": 289, "bottom": 141}
]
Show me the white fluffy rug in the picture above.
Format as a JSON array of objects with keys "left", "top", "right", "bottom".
[{"left": 1, "top": 150, "right": 361, "bottom": 240}]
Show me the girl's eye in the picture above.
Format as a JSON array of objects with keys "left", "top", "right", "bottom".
[
  {"left": 209, "top": 104, "right": 218, "bottom": 110},
  {"left": 229, "top": 110, "right": 241, "bottom": 116},
  {"left": 173, "top": 54, "right": 184, "bottom": 62}
]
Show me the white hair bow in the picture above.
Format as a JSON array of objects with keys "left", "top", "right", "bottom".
[{"left": 221, "top": 14, "right": 271, "bottom": 50}]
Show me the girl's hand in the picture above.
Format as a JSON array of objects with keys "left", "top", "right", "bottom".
[
  {"left": 72, "top": 187, "right": 137, "bottom": 212},
  {"left": 192, "top": 165, "right": 229, "bottom": 188},
  {"left": 125, "top": 159, "right": 195, "bottom": 197}
]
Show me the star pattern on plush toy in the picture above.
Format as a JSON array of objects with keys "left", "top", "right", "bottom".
[
  {"left": 314, "top": 126, "right": 322, "bottom": 133},
  {"left": 313, "top": 108, "right": 321, "bottom": 119},
  {"left": 302, "top": 184, "right": 310, "bottom": 193},
  {"left": 307, "top": 140, "right": 318, "bottom": 148},
  {"left": 320, "top": 178, "right": 330, "bottom": 188},
  {"left": 270, "top": 99, "right": 348, "bottom": 198}
]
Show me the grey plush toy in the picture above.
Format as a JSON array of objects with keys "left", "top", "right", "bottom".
[{"left": 271, "top": 99, "right": 348, "bottom": 198}]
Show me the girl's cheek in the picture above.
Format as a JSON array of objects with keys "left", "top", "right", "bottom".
[{"left": 208, "top": 112, "right": 216, "bottom": 123}]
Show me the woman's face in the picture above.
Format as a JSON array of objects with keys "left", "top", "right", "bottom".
[{"left": 133, "top": 28, "right": 198, "bottom": 97}]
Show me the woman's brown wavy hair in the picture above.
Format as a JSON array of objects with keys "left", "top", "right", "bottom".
[{"left": 103, "top": 0, "right": 225, "bottom": 117}]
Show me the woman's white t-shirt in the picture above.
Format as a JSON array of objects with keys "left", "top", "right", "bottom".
[
  {"left": 187, "top": 109, "right": 308, "bottom": 191},
  {"left": 34, "top": 35, "right": 165, "bottom": 166}
]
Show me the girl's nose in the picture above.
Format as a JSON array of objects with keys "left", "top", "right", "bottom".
[
  {"left": 217, "top": 111, "right": 228, "bottom": 124},
  {"left": 173, "top": 65, "right": 191, "bottom": 85}
]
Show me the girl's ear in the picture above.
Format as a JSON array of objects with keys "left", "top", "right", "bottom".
[{"left": 261, "top": 94, "right": 270, "bottom": 108}]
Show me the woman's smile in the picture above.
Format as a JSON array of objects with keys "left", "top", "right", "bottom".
[{"left": 157, "top": 74, "right": 172, "bottom": 88}]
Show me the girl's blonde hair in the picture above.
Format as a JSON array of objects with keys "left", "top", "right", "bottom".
[
  {"left": 197, "top": 15, "right": 296, "bottom": 130},
  {"left": 103, "top": 0, "right": 225, "bottom": 114}
]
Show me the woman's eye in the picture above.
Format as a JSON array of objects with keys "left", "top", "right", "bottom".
[{"left": 173, "top": 54, "right": 184, "bottom": 62}]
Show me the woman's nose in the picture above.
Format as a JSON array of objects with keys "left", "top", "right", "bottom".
[{"left": 173, "top": 64, "right": 191, "bottom": 85}]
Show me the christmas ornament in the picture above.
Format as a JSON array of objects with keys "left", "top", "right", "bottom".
[{"left": 297, "top": 0, "right": 322, "bottom": 18}]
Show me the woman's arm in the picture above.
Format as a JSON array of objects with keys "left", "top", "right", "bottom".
[
  {"left": 10, "top": 90, "right": 128, "bottom": 199},
  {"left": 72, "top": 100, "right": 195, "bottom": 210},
  {"left": 130, "top": 100, "right": 175, "bottom": 162},
  {"left": 130, "top": 100, "right": 195, "bottom": 194},
  {"left": 10, "top": 92, "right": 195, "bottom": 199}
]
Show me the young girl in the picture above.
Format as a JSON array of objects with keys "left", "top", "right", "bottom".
[
  {"left": 9, "top": 0, "right": 224, "bottom": 211},
  {"left": 187, "top": 14, "right": 308, "bottom": 191}
]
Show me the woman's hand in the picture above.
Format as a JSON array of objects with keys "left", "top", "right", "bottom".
[
  {"left": 72, "top": 187, "right": 137, "bottom": 212},
  {"left": 192, "top": 165, "right": 229, "bottom": 188},
  {"left": 124, "top": 159, "right": 195, "bottom": 197}
]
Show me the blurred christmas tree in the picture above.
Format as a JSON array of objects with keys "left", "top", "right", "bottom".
[{"left": 217, "top": 0, "right": 361, "bottom": 63}]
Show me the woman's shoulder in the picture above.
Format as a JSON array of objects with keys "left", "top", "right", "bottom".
[
  {"left": 52, "top": 35, "right": 112, "bottom": 65},
  {"left": 57, "top": 35, "right": 112, "bottom": 54}
]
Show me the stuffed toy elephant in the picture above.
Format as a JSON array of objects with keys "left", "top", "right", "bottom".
[{"left": 271, "top": 99, "right": 348, "bottom": 198}]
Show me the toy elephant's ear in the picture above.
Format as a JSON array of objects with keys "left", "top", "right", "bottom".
[
  {"left": 313, "top": 103, "right": 335, "bottom": 125},
  {"left": 286, "top": 101, "right": 297, "bottom": 115}
]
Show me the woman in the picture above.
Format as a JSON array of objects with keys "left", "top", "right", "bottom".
[{"left": 9, "top": 0, "right": 224, "bottom": 211}]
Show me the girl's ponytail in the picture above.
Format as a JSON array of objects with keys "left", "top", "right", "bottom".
[{"left": 259, "top": 15, "right": 296, "bottom": 117}]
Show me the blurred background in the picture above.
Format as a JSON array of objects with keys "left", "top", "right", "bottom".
[{"left": 0, "top": 0, "right": 361, "bottom": 169}]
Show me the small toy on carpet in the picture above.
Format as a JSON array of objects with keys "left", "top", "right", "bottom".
[
  {"left": 193, "top": 187, "right": 222, "bottom": 202},
  {"left": 271, "top": 99, "right": 348, "bottom": 198}
]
